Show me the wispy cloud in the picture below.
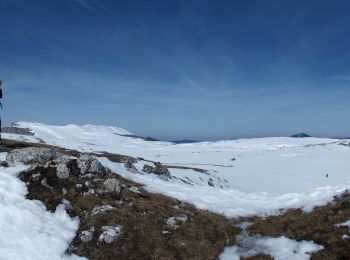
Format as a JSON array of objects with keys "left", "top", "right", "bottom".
[
  {"left": 171, "top": 65, "right": 240, "bottom": 99},
  {"left": 71, "top": 0, "right": 96, "bottom": 12},
  {"left": 331, "top": 76, "right": 350, "bottom": 81}
]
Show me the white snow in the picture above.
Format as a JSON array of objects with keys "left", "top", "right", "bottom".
[
  {"left": 219, "top": 236, "right": 323, "bottom": 260},
  {"left": 4, "top": 122, "right": 350, "bottom": 217},
  {"left": 0, "top": 152, "right": 7, "bottom": 161},
  {"left": 335, "top": 219, "right": 350, "bottom": 231},
  {"left": 98, "top": 157, "right": 349, "bottom": 217},
  {"left": 0, "top": 158, "right": 84, "bottom": 260}
]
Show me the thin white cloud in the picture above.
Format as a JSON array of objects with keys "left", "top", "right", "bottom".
[
  {"left": 71, "top": 0, "right": 96, "bottom": 12},
  {"left": 171, "top": 65, "right": 237, "bottom": 98},
  {"left": 332, "top": 76, "right": 350, "bottom": 81}
]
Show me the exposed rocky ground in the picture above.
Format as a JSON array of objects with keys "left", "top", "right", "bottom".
[
  {"left": 1, "top": 139, "right": 350, "bottom": 259},
  {"left": 1, "top": 125, "right": 34, "bottom": 135},
  {"left": 0, "top": 141, "right": 238, "bottom": 259}
]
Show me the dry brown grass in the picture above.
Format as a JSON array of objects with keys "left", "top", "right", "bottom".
[{"left": 13, "top": 146, "right": 239, "bottom": 260}]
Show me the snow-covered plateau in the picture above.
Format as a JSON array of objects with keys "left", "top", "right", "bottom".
[
  {"left": 4, "top": 122, "right": 350, "bottom": 218},
  {"left": 3, "top": 122, "right": 350, "bottom": 259}
]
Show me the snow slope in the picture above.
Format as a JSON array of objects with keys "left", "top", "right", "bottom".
[{"left": 4, "top": 122, "right": 350, "bottom": 217}]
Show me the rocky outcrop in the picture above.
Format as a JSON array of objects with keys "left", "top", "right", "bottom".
[
  {"left": 6, "top": 147, "right": 69, "bottom": 165},
  {"left": 77, "top": 154, "right": 111, "bottom": 176},
  {"left": 6, "top": 148, "right": 112, "bottom": 179},
  {"left": 98, "top": 226, "right": 123, "bottom": 244},
  {"left": 1, "top": 126, "right": 34, "bottom": 136},
  {"left": 142, "top": 162, "right": 171, "bottom": 180},
  {"left": 103, "top": 178, "right": 122, "bottom": 193}
]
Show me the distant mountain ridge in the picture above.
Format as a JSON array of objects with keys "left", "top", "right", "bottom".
[{"left": 290, "top": 133, "right": 311, "bottom": 138}]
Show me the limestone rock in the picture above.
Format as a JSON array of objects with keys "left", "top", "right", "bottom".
[
  {"left": 142, "top": 162, "right": 171, "bottom": 179},
  {"left": 77, "top": 154, "right": 111, "bottom": 176},
  {"left": 80, "top": 227, "right": 95, "bottom": 243},
  {"left": 103, "top": 178, "right": 121, "bottom": 193},
  {"left": 98, "top": 226, "right": 123, "bottom": 244}
]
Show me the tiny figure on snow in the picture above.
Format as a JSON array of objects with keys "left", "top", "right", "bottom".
[{"left": 326, "top": 173, "right": 328, "bottom": 178}]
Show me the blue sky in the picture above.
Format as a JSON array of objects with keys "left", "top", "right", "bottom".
[{"left": 1, "top": 0, "right": 350, "bottom": 140}]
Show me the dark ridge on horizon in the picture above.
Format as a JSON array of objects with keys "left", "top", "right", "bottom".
[{"left": 290, "top": 133, "right": 311, "bottom": 138}]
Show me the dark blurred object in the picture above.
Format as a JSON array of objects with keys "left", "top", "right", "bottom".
[{"left": 0, "top": 80, "right": 3, "bottom": 144}]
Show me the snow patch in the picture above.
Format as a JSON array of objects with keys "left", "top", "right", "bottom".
[
  {"left": 219, "top": 236, "right": 323, "bottom": 260},
  {"left": 0, "top": 163, "right": 84, "bottom": 260},
  {"left": 335, "top": 219, "right": 350, "bottom": 229}
]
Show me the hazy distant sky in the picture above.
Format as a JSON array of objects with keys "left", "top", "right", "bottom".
[{"left": 1, "top": 0, "right": 350, "bottom": 139}]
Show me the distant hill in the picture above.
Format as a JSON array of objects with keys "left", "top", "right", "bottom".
[
  {"left": 290, "top": 133, "right": 311, "bottom": 138},
  {"left": 144, "top": 136, "right": 160, "bottom": 141}
]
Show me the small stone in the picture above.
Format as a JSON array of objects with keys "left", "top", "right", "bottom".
[
  {"left": 142, "top": 164, "right": 154, "bottom": 174},
  {"left": 32, "top": 173, "right": 41, "bottom": 179},
  {"left": 41, "top": 178, "right": 53, "bottom": 190},
  {"left": 44, "top": 161, "right": 51, "bottom": 168},
  {"left": 56, "top": 163, "right": 70, "bottom": 179},
  {"left": 129, "top": 186, "right": 140, "bottom": 194},
  {"left": 92, "top": 205, "right": 114, "bottom": 215},
  {"left": 124, "top": 158, "right": 138, "bottom": 173},
  {"left": 103, "top": 178, "right": 121, "bottom": 193},
  {"left": 83, "top": 188, "right": 95, "bottom": 196},
  {"left": 166, "top": 215, "right": 188, "bottom": 229},
  {"left": 98, "top": 226, "right": 123, "bottom": 244},
  {"left": 62, "top": 199, "right": 73, "bottom": 210},
  {"left": 80, "top": 227, "right": 95, "bottom": 243}
]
